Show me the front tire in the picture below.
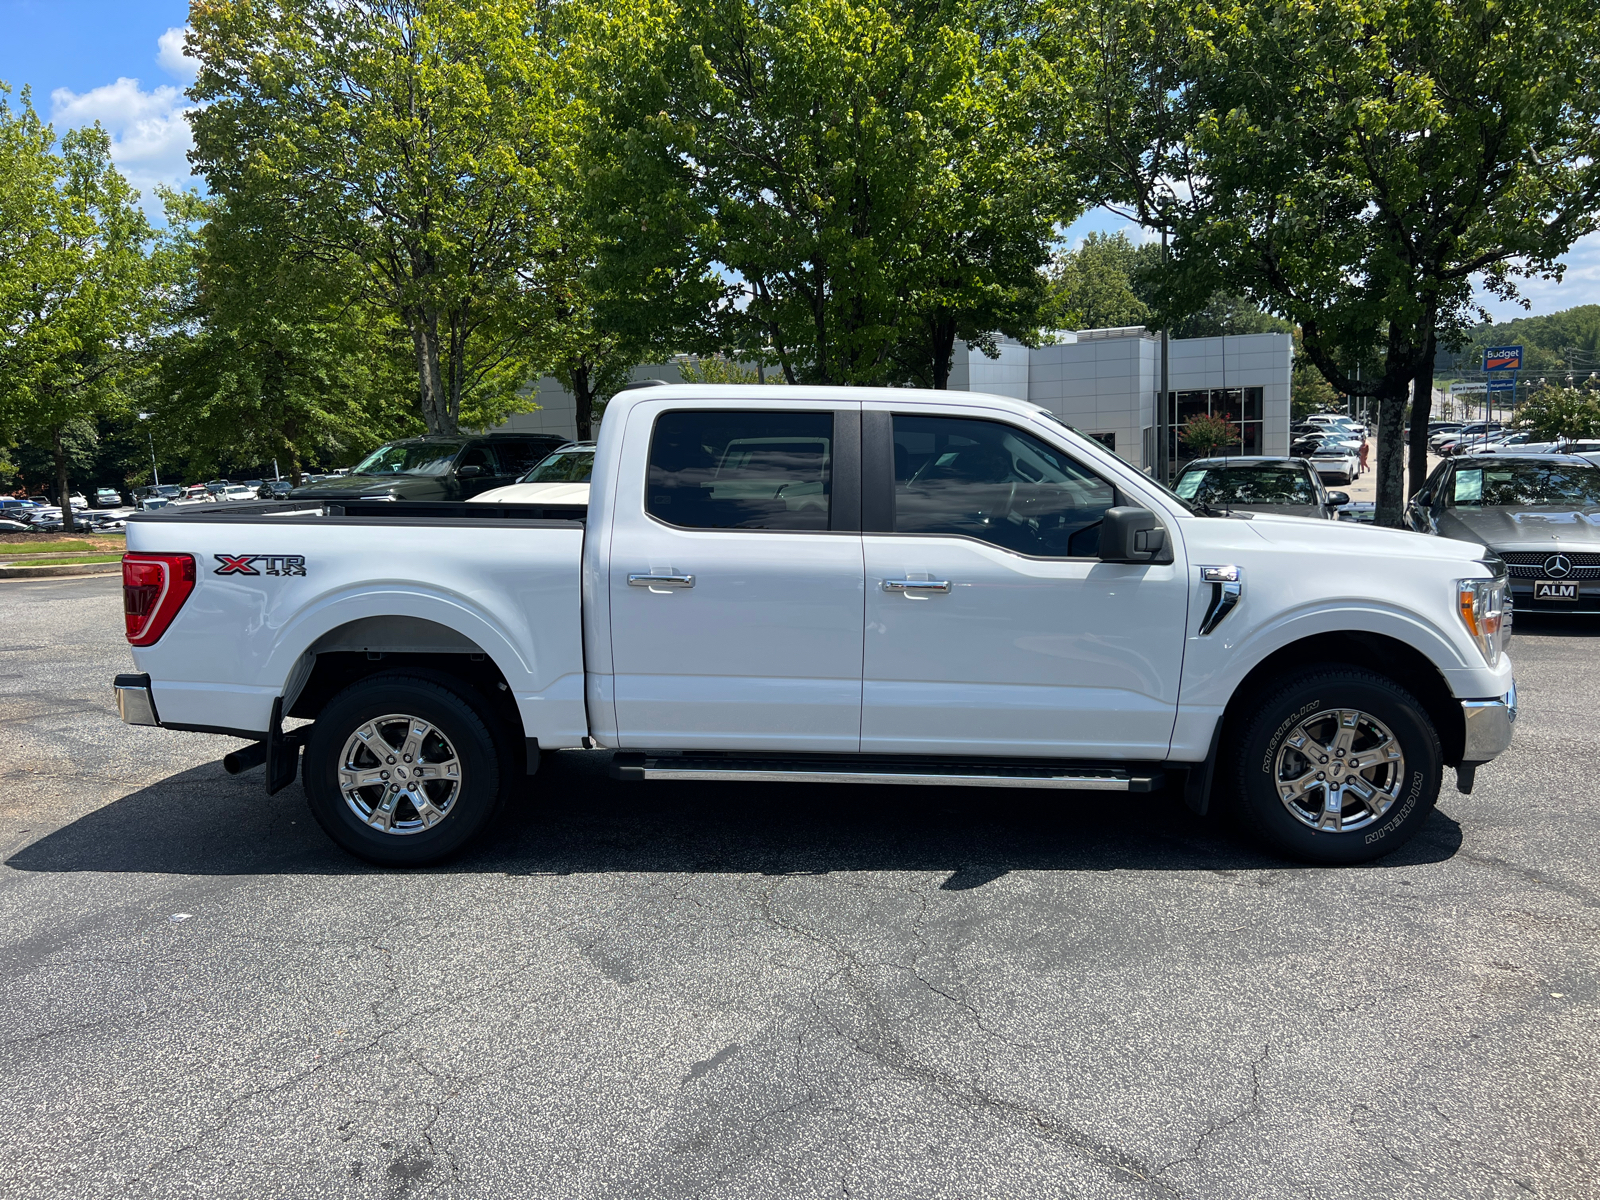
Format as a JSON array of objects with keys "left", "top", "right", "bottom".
[
  {"left": 1228, "top": 666, "right": 1442, "bottom": 864},
  {"left": 304, "top": 674, "right": 504, "bottom": 866}
]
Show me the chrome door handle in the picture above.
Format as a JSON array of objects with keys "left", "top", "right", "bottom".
[
  {"left": 628, "top": 573, "right": 695, "bottom": 589},
  {"left": 883, "top": 579, "right": 951, "bottom": 594}
]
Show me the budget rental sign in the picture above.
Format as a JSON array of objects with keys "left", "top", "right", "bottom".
[{"left": 1484, "top": 345, "right": 1523, "bottom": 371}]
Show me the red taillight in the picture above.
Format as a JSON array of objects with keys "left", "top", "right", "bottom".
[{"left": 122, "top": 554, "right": 196, "bottom": 646}]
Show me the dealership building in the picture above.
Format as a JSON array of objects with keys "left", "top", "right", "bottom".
[{"left": 496, "top": 326, "right": 1294, "bottom": 475}]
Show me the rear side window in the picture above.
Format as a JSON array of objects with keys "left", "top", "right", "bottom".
[
  {"left": 648, "top": 410, "right": 833, "bottom": 530},
  {"left": 892, "top": 415, "right": 1115, "bottom": 556}
]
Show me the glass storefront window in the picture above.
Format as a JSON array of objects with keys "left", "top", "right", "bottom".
[{"left": 1168, "top": 387, "right": 1265, "bottom": 466}]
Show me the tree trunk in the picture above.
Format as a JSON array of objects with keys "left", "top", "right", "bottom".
[
  {"left": 53, "top": 426, "right": 75, "bottom": 535},
  {"left": 1374, "top": 377, "right": 1410, "bottom": 528},
  {"left": 1409, "top": 330, "right": 1437, "bottom": 500},
  {"left": 447, "top": 310, "right": 467, "bottom": 432},
  {"left": 409, "top": 307, "right": 453, "bottom": 435},
  {"left": 931, "top": 312, "right": 958, "bottom": 390},
  {"left": 572, "top": 362, "right": 595, "bottom": 442}
]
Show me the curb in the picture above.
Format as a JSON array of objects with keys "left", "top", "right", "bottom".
[{"left": 0, "top": 562, "right": 123, "bottom": 580}]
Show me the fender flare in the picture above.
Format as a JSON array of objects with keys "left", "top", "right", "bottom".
[{"left": 261, "top": 584, "right": 536, "bottom": 698}]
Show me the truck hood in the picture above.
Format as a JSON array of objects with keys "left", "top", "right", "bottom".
[
  {"left": 1221, "top": 511, "right": 1488, "bottom": 564},
  {"left": 468, "top": 481, "right": 591, "bottom": 505}
]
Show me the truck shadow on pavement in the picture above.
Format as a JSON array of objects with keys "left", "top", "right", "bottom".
[{"left": 8, "top": 748, "right": 1464, "bottom": 882}]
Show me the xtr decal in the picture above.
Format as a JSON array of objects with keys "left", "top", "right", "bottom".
[{"left": 213, "top": 554, "right": 307, "bottom": 577}]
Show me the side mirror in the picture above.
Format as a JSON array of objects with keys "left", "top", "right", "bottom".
[
  {"left": 1099, "top": 506, "right": 1170, "bottom": 563},
  {"left": 455, "top": 464, "right": 484, "bottom": 479},
  {"left": 1326, "top": 490, "right": 1350, "bottom": 507}
]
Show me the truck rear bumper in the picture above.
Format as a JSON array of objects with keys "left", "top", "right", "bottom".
[{"left": 114, "top": 673, "right": 160, "bottom": 726}]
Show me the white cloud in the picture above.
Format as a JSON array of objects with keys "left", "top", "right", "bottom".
[
  {"left": 157, "top": 26, "right": 199, "bottom": 83},
  {"left": 1473, "top": 232, "right": 1600, "bottom": 323},
  {"left": 50, "top": 75, "right": 195, "bottom": 210}
]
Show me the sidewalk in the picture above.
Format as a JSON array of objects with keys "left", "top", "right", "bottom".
[{"left": 1340, "top": 435, "right": 1439, "bottom": 504}]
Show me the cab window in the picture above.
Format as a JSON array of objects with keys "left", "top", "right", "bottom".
[
  {"left": 648, "top": 410, "right": 832, "bottom": 530},
  {"left": 891, "top": 415, "right": 1115, "bottom": 557}
]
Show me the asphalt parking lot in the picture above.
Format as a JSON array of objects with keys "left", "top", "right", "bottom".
[{"left": 1, "top": 575, "right": 1595, "bottom": 1199}]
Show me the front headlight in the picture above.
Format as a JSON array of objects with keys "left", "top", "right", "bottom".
[{"left": 1456, "top": 573, "right": 1510, "bottom": 667}]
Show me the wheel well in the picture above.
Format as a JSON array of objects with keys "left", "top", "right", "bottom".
[
  {"left": 1222, "top": 632, "right": 1465, "bottom": 766},
  {"left": 286, "top": 617, "right": 522, "bottom": 740}
]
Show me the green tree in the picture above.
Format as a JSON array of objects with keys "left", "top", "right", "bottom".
[
  {"left": 151, "top": 190, "right": 415, "bottom": 485},
  {"left": 1037, "top": 0, "right": 1600, "bottom": 525},
  {"left": 1045, "top": 231, "right": 1150, "bottom": 330},
  {"left": 188, "top": 0, "right": 573, "bottom": 436},
  {"left": 573, "top": 0, "right": 1061, "bottom": 388},
  {"left": 0, "top": 88, "right": 152, "bottom": 532},
  {"left": 677, "top": 356, "right": 768, "bottom": 385},
  {"left": 1514, "top": 383, "right": 1600, "bottom": 443}
]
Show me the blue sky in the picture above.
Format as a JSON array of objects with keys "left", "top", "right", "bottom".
[{"left": 3, "top": 0, "right": 1593, "bottom": 323}]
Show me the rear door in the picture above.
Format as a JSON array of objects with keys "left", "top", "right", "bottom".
[{"left": 606, "top": 401, "right": 865, "bottom": 752}]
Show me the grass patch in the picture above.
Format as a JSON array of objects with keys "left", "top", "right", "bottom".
[
  {"left": 0, "top": 539, "right": 102, "bottom": 557},
  {"left": 2, "top": 554, "right": 124, "bottom": 567},
  {"left": 0, "top": 534, "right": 125, "bottom": 555}
]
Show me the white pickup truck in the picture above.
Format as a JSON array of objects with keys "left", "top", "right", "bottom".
[{"left": 114, "top": 384, "right": 1516, "bottom": 866}]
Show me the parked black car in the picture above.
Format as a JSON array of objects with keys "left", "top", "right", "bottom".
[
  {"left": 287, "top": 434, "right": 572, "bottom": 503},
  {"left": 1173, "top": 456, "right": 1346, "bottom": 519},
  {"left": 257, "top": 479, "right": 297, "bottom": 499},
  {"left": 1408, "top": 453, "right": 1600, "bottom": 613}
]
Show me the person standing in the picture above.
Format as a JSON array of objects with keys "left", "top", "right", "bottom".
[{"left": 1358, "top": 435, "right": 1370, "bottom": 476}]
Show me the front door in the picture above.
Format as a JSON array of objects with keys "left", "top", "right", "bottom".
[
  {"left": 861, "top": 410, "right": 1187, "bottom": 759},
  {"left": 608, "top": 404, "right": 864, "bottom": 752}
]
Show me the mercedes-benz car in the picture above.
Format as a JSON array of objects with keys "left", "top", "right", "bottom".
[
  {"left": 1172, "top": 456, "right": 1346, "bottom": 519},
  {"left": 1407, "top": 453, "right": 1600, "bottom": 613}
]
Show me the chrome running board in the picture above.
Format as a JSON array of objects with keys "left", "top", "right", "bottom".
[{"left": 610, "top": 752, "right": 1164, "bottom": 792}]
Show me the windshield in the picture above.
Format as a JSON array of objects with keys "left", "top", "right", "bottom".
[
  {"left": 1176, "top": 464, "right": 1316, "bottom": 505},
  {"left": 520, "top": 449, "right": 594, "bottom": 483},
  {"left": 352, "top": 442, "right": 464, "bottom": 477},
  {"left": 1451, "top": 463, "right": 1600, "bottom": 506}
]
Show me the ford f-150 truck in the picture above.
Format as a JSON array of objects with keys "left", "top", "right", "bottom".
[{"left": 113, "top": 384, "right": 1516, "bottom": 866}]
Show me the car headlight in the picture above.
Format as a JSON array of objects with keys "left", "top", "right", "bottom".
[{"left": 1456, "top": 571, "right": 1510, "bottom": 667}]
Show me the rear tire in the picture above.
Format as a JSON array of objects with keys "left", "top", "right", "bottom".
[
  {"left": 304, "top": 673, "right": 504, "bottom": 866},
  {"left": 1228, "top": 665, "right": 1442, "bottom": 864}
]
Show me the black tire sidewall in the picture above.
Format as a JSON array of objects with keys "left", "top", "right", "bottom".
[
  {"left": 1233, "top": 668, "right": 1442, "bottom": 865},
  {"left": 304, "top": 675, "right": 501, "bottom": 866}
]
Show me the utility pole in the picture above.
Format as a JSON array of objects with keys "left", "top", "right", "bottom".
[{"left": 1158, "top": 228, "right": 1170, "bottom": 484}]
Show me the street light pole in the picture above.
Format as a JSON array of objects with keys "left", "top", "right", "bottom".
[{"left": 138, "top": 411, "right": 159, "bottom": 487}]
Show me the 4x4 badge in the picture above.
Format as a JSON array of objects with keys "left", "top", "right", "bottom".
[{"left": 214, "top": 554, "right": 306, "bottom": 577}]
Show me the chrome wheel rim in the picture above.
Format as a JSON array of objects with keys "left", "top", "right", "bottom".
[
  {"left": 338, "top": 713, "right": 462, "bottom": 835},
  {"left": 1274, "top": 708, "right": 1406, "bottom": 833}
]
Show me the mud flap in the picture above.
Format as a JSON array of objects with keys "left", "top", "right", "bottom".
[{"left": 265, "top": 697, "right": 307, "bottom": 796}]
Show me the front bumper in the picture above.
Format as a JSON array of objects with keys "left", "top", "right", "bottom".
[
  {"left": 114, "top": 673, "right": 160, "bottom": 726},
  {"left": 1461, "top": 681, "right": 1517, "bottom": 762},
  {"left": 1507, "top": 580, "right": 1600, "bottom": 615}
]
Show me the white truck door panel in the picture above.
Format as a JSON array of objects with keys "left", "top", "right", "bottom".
[
  {"left": 863, "top": 539, "right": 1185, "bottom": 756},
  {"left": 607, "top": 402, "right": 864, "bottom": 752},
  {"left": 861, "top": 409, "right": 1186, "bottom": 758}
]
